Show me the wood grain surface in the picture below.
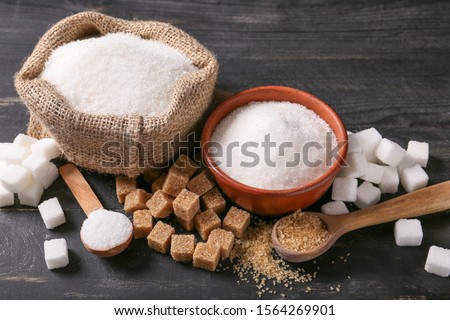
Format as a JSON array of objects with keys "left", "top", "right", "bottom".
[{"left": 0, "top": 0, "right": 449, "bottom": 299}]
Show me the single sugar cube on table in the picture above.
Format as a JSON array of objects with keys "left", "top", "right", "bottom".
[
  {"left": 187, "top": 169, "right": 215, "bottom": 196},
  {"left": 201, "top": 187, "right": 226, "bottom": 215},
  {"left": 147, "top": 221, "right": 175, "bottom": 254},
  {"left": 172, "top": 154, "right": 200, "bottom": 178},
  {"left": 38, "top": 197, "right": 66, "bottom": 229},
  {"left": 375, "top": 138, "right": 406, "bottom": 166},
  {"left": 0, "top": 183, "right": 14, "bottom": 207},
  {"left": 222, "top": 206, "right": 251, "bottom": 238},
  {"left": 354, "top": 182, "right": 381, "bottom": 209},
  {"left": 133, "top": 209, "right": 153, "bottom": 239},
  {"left": 407, "top": 141, "right": 429, "bottom": 168},
  {"left": 331, "top": 177, "right": 358, "bottom": 202},
  {"left": 162, "top": 168, "right": 189, "bottom": 197},
  {"left": 13, "top": 133, "right": 38, "bottom": 148},
  {"left": 394, "top": 219, "right": 423, "bottom": 246},
  {"left": 338, "top": 152, "right": 368, "bottom": 178},
  {"left": 44, "top": 238, "right": 69, "bottom": 270},
  {"left": 146, "top": 190, "right": 173, "bottom": 219},
  {"left": 361, "top": 163, "right": 384, "bottom": 184},
  {"left": 18, "top": 178, "right": 44, "bottom": 207},
  {"left": 31, "top": 138, "right": 61, "bottom": 161},
  {"left": 354, "top": 128, "right": 382, "bottom": 162},
  {"left": 124, "top": 189, "right": 152, "bottom": 213},
  {"left": 194, "top": 209, "right": 221, "bottom": 240},
  {"left": 173, "top": 188, "right": 200, "bottom": 222},
  {"left": 401, "top": 164, "right": 429, "bottom": 193},
  {"left": 321, "top": 201, "right": 349, "bottom": 215},
  {"left": 0, "top": 164, "right": 32, "bottom": 193},
  {"left": 396, "top": 152, "right": 416, "bottom": 175},
  {"left": 42, "top": 162, "right": 59, "bottom": 189},
  {"left": 22, "top": 154, "right": 50, "bottom": 181},
  {"left": 207, "top": 228, "right": 235, "bottom": 258},
  {"left": 424, "top": 246, "right": 450, "bottom": 277},
  {"left": 115, "top": 176, "right": 137, "bottom": 204},
  {"left": 379, "top": 166, "right": 399, "bottom": 194},
  {"left": 0, "top": 143, "right": 30, "bottom": 164},
  {"left": 193, "top": 242, "right": 221, "bottom": 272},
  {"left": 171, "top": 234, "right": 196, "bottom": 262}
]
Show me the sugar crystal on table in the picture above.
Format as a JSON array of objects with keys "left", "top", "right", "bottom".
[
  {"left": 201, "top": 187, "right": 226, "bottom": 215},
  {"left": 44, "top": 238, "right": 69, "bottom": 270},
  {"left": 31, "top": 138, "right": 61, "bottom": 161},
  {"left": 394, "top": 219, "right": 423, "bottom": 246},
  {"left": 331, "top": 177, "right": 357, "bottom": 202},
  {"left": 407, "top": 141, "right": 429, "bottom": 168},
  {"left": 115, "top": 176, "right": 137, "bottom": 204},
  {"left": 147, "top": 221, "right": 175, "bottom": 254},
  {"left": 0, "top": 164, "right": 32, "bottom": 193},
  {"left": 193, "top": 242, "right": 220, "bottom": 271},
  {"left": 361, "top": 163, "right": 384, "bottom": 184},
  {"left": 146, "top": 190, "right": 173, "bottom": 219},
  {"left": 207, "top": 228, "right": 235, "bottom": 258},
  {"left": 171, "top": 234, "right": 195, "bottom": 262},
  {"left": 124, "top": 189, "right": 152, "bottom": 213},
  {"left": 0, "top": 183, "right": 14, "bottom": 207},
  {"left": 379, "top": 166, "right": 399, "bottom": 194},
  {"left": 354, "top": 182, "right": 381, "bottom": 209},
  {"left": 162, "top": 169, "right": 189, "bottom": 197},
  {"left": 133, "top": 209, "right": 153, "bottom": 239},
  {"left": 194, "top": 209, "right": 221, "bottom": 240},
  {"left": 375, "top": 138, "right": 405, "bottom": 166},
  {"left": 321, "top": 201, "right": 349, "bottom": 215},
  {"left": 38, "top": 197, "right": 66, "bottom": 229},
  {"left": 222, "top": 206, "right": 251, "bottom": 238},
  {"left": 424, "top": 246, "right": 450, "bottom": 277},
  {"left": 354, "top": 127, "right": 382, "bottom": 162},
  {"left": 401, "top": 164, "right": 429, "bottom": 193}
]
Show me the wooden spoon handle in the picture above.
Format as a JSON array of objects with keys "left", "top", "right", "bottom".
[
  {"left": 59, "top": 163, "right": 103, "bottom": 215},
  {"left": 337, "top": 180, "right": 450, "bottom": 234}
]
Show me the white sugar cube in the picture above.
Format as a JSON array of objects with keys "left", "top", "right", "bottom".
[
  {"left": 338, "top": 152, "right": 368, "bottom": 178},
  {"left": 347, "top": 134, "right": 362, "bottom": 153},
  {"left": 397, "top": 152, "right": 416, "bottom": 175},
  {"left": 424, "top": 246, "right": 450, "bottom": 277},
  {"left": 0, "top": 183, "right": 14, "bottom": 207},
  {"left": 331, "top": 177, "right": 358, "bottom": 202},
  {"left": 0, "top": 164, "right": 32, "bottom": 193},
  {"left": 31, "top": 138, "right": 61, "bottom": 161},
  {"left": 0, "top": 143, "right": 30, "bottom": 164},
  {"left": 354, "top": 181, "right": 381, "bottom": 209},
  {"left": 13, "top": 133, "right": 38, "bottom": 148},
  {"left": 375, "top": 138, "right": 405, "bottom": 166},
  {"left": 361, "top": 162, "right": 384, "bottom": 184},
  {"left": 394, "top": 219, "right": 423, "bottom": 246},
  {"left": 354, "top": 128, "right": 382, "bottom": 162},
  {"left": 38, "top": 197, "right": 66, "bottom": 229},
  {"left": 42, "top": 162, "right": 59, "bottom": 189},
  {"left": 22, "top": 154, "right": 50, "bottom": 181},
  {"left": 44, "top": 238, "right": 69, "bottom": 270},
  {"left": 407, "top": 141, "right": 429, "bottom": 168},
  {"left": 321, "top": 201, "right": 349, "bottom": 215},
  {"left": 18, "top": 179, "right": 44, "bottom": 207},
  {"left": 379, "top": 166, "right": 399, "bottom": 194},
  {"left": 401, "top": 164, "right": 428, "bottom": 193}
]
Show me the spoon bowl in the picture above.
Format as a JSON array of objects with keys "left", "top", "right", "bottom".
[{"left": 272, "top": 180, "right": 450, "bottom": 263}]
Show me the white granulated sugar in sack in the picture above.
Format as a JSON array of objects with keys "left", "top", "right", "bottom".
[
  {"left": 379, "top": 166, "right": 399, "bottom": 194},
  {"left": 44, "top": 238, "right": 69, "bottom": 270},
  {"left": 394, "top": 219, "right": 423, "bottom": 247},
  {"left": 38, "top": 197, "right": 66, "bottom": 229},
  {"left": 13, "top": 133, "right": 38, "bottom": 148},
  {"left": 0, "top": 164, "right": 32, "bottom": 193},
  {"left": 354, "top": 128, "right": 382, "bottom": 162},
  {"left": 354, "top": 181, "right": 381, "bottom": 209},
  {"left": 31, "top": 138, "right": 61, "bottom": 161},
  {"left": 375, "top": 138, "right": 405, "bottom": 167},
  {"left": 0, "top": 183, "right": 14, "bottom": 207},
  {"left": 0, "top": 143, "right": 30, "bottom": 164},
  {"left": 321, "top": 201, "right": 349, "bottom": 215},
  {"left": 425, "top": 246, "right": 450, "bottom": 277},
  {"left": 338, "top": 152, "right": 368, "bottom": 178},
  {"left": 407, "top": 140, "right": 429, "bottom": 168},
  {"left": 211, "top": 101, "right": 337, "bottom": 190},
  {"left": 40, "top": 32, "right": 198, "bottom": 116},
  {"left": 401, "top": 164, "right": 429, "bottom": 193},
  {"left": 331, "top": 177, "right": 358, "bottom": 202},
  {"left": 18, "top": 179, "right": 44, "bottom": 207},
  {"left": 41, "top": 162, "right": 59, "bottom": 189},
  {"left": 361, "top": 162, "right": 384, "bottom": 184}
]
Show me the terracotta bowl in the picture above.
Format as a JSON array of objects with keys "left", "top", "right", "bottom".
[{"left": 201, "top": 86, "right": 348, "bottom": 216}]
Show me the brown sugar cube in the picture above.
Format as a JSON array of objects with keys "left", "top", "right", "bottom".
[
  {"left": 146, "top": 190, "right": 173, "bottom": 218},
  {"left": 133, "top": 210, "right": 153, "bottom": 239},
  {"left": 222, "top": 206, "right": 251, "bottom": 238},
  {"left": 193, "top": 242, "right": 220, "bottom": 271},
  {"left": 172, "top": 154, "right": 200, "bottom": 178},
  {"left": 116, "top": 176, "right": 137, "bottom": 204},
  {"left": 173, "top": 188, "right": 200, "bottom": 221},
  {"left": 151, "top": 173, "right": 167, "bottom": 193},
  {"left": 187, "top": 170, "right": 215, "bottom": 196},
  {"left": 124, "top": 189, "right": 152, "bottom": 213},
  {"left": 201, "top": 187, "right": 226, "bottom": 215},
  {"left": 207, "top": 228, "right": 235, "bottom": 258},
  {"left": 162, "top": 169, "right": 189, "bottom": 197},
  {"left": 143, "top": 168, "right": 163, "bottom": 185},
  {"left": 147, "top": 221, "right": 175, "bottom": 254},
  {"left": 171, "top": 234, "right": 196, "bottom": 262},
  {"left": 176, "top": 215, "right": 195, "bottom": 231},
  {"left": 194, "top": 209, "right": 221, "bottom": 240}
]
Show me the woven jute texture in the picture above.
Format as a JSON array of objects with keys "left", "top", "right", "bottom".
[{"left": 15, "top": 12, "right": 218, "bottom": 177}]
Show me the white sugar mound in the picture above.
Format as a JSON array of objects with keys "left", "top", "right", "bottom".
[
  {"left": 211, "top": 101, "right": 338, "bottom": 190},
  {"left": 80, "top": 209, "right": 132, "bottom": 250},
  {"left": 40, "top": 32, "right": 197, "bottom": 116}
]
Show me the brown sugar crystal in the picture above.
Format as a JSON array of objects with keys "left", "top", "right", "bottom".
[
  {"left": 151, "top": 173, "right": 167, "bottom": 193},
  {"left": 172, "top": 154, "right": 200, "bottom": 178},
  {"left": 146, "top": 190, "right": 173, "bottom": 218},
  {"left": 133, "top": 209, "right": 153, "bottom": 239},
  {"left": 193, "top": 242, "right": 220, "bottom": 271},
  {"left": 147, "top": 221, "right": 175, "bottom": 254},
  {"left": 143, "top": 167, "right": 163, "bottom": 185},
  {"left": 173, "top": 189, "right": 200, "bottom": 221},
  {"left": 162, "top": 169, "right": 189, "bottom": 197},
  {"left": 201, "top": 187, "right": 226, "bottom": 215},
  {"left": 223, "top": 206, "right": 251, "bottom": 238},
  {"left": 171, "top": 234, "right": 196, "bottom": 262},
  {"left": 207, "top": 228, "right": 234, "bottom": 258},
  {"left": 187, "top": 169, "right": 215, "bottom": 196},
  {"left": 116, "top": 176, "right": 137, "bottom": 204},
  {"left": 124, "top": 189, "right": 152, "bottom": 213},
  {"left": 194, "top": 209, "right": 221, "bottom": 240},
  {"left": 276, "top": 211, "right": 328, "bottom": 252}
]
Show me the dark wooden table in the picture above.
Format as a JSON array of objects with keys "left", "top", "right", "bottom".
[{"left": 0, "top": 0, "right": 449, "bottom": 299}]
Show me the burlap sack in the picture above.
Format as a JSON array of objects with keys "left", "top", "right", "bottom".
[{"left": 15, "top": 11, "right": 218, "bottom": 177}]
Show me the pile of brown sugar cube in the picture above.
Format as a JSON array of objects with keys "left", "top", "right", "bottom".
[{"left": 115, "top": 154, "right": 251, "bottom": 271}]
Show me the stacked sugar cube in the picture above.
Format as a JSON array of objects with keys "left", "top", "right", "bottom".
[
  {"left": 116, "top": 154, "right": 250, "bottom": 272},
  {"left": 0, "top": 134, "right": 61, "bottom": 207}
]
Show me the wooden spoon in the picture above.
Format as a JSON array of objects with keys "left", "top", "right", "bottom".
[
  {"left": 272, "top": 180, "right": 450, "bottom": 263},
  {"left": 59, "top": 163, "right": 133, "bottom": 257}
]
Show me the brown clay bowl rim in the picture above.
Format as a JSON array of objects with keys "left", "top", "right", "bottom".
[{"left": 201, "top": 85, "right": 348, "bottom": 198}]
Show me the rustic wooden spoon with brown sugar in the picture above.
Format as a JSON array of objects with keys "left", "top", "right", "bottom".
[{"left": 272, "top": 180, "right": 450, "bottom": 263}]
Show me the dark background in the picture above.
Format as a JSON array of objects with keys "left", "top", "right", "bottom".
[{"left": 0, "top": 0, "right": 449, "bottom": 299}]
